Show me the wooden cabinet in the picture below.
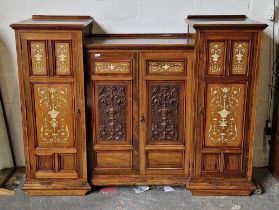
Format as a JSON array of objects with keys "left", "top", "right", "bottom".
[
  {"left": 88, "top": 50, "right": 194, "bottom": 185},
  {"left": 10, "top": 16, "right": 93, "bottom": 196},
  {"left": 186, "top": 15, "right": 268, "bottom": 195},
  {"left": 11, "top": 15, "right": 267, "bottom": 196}
]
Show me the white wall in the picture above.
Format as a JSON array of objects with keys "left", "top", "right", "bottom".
[{"left": 0, "top": 0, "right": 276, "bottom": 167}]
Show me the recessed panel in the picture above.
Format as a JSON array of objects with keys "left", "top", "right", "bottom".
[
  {"left": 29, "top": 41, "right": 48, "bottom": 75},
  {"left": 205, "top": 83, "right": 246, "bottom": 148},
  {"left": 201, "top": 154, "right": 220, "bottom": 172},
  {"left": 231, "top": 41, "right": 249, "bottom": 75},
  {"left": 207, "top": 41, "right": 226, "bottom": 76},
  {"left": 33, "top": 83, "right": 74, "bottom": 147},
  {"left": 224, "top": 153, "right": 243, "bottom": 172},
  {"left": 147, "top": 81, "right": 185, "bottom": 144},
  {"left": 146, "top": 151, "right": 184, "bottom": 169},
  {"left": 54, "top": 42, "right": 72, "bottom": 75},
  {"left": 58, "top": 154, "right": 77, "bottom": 172},
  {"left": 35, "top": 154, "right": 55, "bottom": 172},
  {"left": 94, "top": 82, "right": 131, "bottom": 144},
  {"left": 95, "top": 151, "right": 132, "bottom": 169}
]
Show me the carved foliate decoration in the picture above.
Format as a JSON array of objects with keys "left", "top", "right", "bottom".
[
  {"left": 149, "top": 62, "right": 184, "bottom": 73},
  {"left": 208, "top": 42, "right": 225, "bottom": 75},
  {"left": 95, "top": 62, "right": 130, "bottom": 73},
  {"left": 205, "top": 84, "right": 245, "bottom": 146},
  {"left": 150, "top": 85, "right": 179, "bottom": 141},
  {"left": 34, "top": 84, "right": 73, "bottom": 146},
  {"left": 30, "top": 42, "right": 47, "bottom": 75},
  {"left": 98, "top": 85, "right": 127, "bottom": 141},
  {"left": 232, "top": 42, "right": 249, "bottom": 75},
  {"left": 55, "top": 42, "right": 71, "bottom": 75}
]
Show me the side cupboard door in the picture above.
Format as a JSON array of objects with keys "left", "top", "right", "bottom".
[
  {"left": 197, "top": 32, "right": 258, "bottom": 178},
  {"left": 20, "top": 32, "right": 86, "bottom": 179},
  {"left": 139, "top": 52, "right": 194, "bottom": 176},
  {"left": 90, "top": 52, "right": 138, "bottom": 176}
]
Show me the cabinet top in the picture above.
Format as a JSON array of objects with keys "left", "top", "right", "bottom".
[
  {"left": 185, "top": 15, "right": 268, "bottom": 30},
  {"left": 10, "top": 15, "right": 93, "bottom": 30},
  {"left": 84, "top": 34, "right": 195, "bottom": 50}
]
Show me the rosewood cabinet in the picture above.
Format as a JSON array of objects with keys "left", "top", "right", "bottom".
[
  {"left": 87, "top": 49, "right": 194, "bottom": 185},
  {"left": 10, "top": 15, "right": 93, "bottom": 195},
  {"left": 11, "top": 15, "right": 267, "bottom": 196},
  {"left": 186, "top": 15, "right": 268, "bottom": 195}
]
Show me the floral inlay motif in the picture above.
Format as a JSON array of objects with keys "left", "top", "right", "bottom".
[
  {"left": 208, "top": 42, "right": 225, "bottom": 75},
  {"left": 206, "top": 84, "right": 245, "bottom": 144},
  {"left": 232, "top": 42, "right": 249, "bottom": 74},
  {"left": 30, "top": 42, "right": 47, "bottom": 75},
  {"left": 149, "top": 62, "right": 184, "bottom": 73},
  {"left": 95, "top": 62, "right": 129, "bottom": 73},
  {"left": 55, "top": 43, "right": 71, "bottom": 75},
  {"left": 36, "top": 85, "right": 72, "bottom": 144}
]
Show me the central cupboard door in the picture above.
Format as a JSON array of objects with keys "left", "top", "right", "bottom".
[
  {"left": 91, "top": 51, "right": 193, "bottom": 182},
  {"left": 139, "top": 52, "right": 193, "bottom": 176}
]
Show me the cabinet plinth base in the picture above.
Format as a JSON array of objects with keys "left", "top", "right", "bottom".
[
  {"left": 187, "top": 178, "right": 256, "bottom": 196},
  {"left": 23, "top": 179, "right": 91, "bottom": 196},
  {"left": 92, "top": 175, "right": 189, "bottom": 186}
]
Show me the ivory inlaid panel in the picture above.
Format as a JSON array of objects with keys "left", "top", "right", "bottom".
[
  {"left": 34, "top": 84, "right": 74, "bottom": 147},
  {"left": 205, "top": 84, "right": 246, "bottom": 147},
  {"left": 232, "top": 42, "right": 249, "bottom": 75},
  {"left": 30, "top": 42, "right": 47, "bottom": 75},
  {"left": 207, "top": 42, "right": 225, "bottom": 75},
  {"left": 148, "top": 61, "right": 185, "bottom": 74},
  {"left": 55, "top": 42, "right": 71, "bottom": 75},
  {"left": 94, "top": 62, "right": 130, "bottom": 73}
]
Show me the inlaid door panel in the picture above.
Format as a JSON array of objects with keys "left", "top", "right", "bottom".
[
  {"left": 33, "top": 83, "right": 74, "bottom": 148},
  {"left": 140, "top": 52, "right": 193, "bottom": 176},
  {"left": 204, "top": 83, "right": 247, "bottom": 148}
]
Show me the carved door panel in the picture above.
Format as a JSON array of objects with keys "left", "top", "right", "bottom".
[
  {"left": 139, "top": 52, "right": 193, "bottom": 176},
  {"left": 90, "top": 52, "right": 137, "bottom": 175},
  {"left": 20, "top": 32, "right": 84, "bottom": 179},
  {"left": 198, "top": 32, "right": 254, "bottom": 177}
]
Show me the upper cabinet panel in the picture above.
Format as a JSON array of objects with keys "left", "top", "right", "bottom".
[
  {"left": 231, "top": 41, "right": 250, "bottom": 75},
  {"left": 207, "top": 41, "right": 226, "bottom": 76},
  {"left": 54, "top": 42, "right": 72, "bottom": 76},
  {"left": 30, "top": 41, "right": 48, "bottom": 76}
]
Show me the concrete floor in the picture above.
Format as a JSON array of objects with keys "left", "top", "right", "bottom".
[{"left": 0, "top": 168, "right": 278, "bottom": 210}]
